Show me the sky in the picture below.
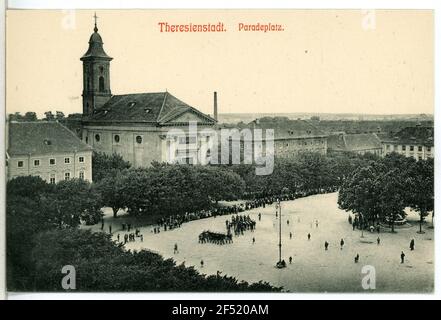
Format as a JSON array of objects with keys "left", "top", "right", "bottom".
[{"left": 6, "top": 9, "right": 434, "bottom": 117}]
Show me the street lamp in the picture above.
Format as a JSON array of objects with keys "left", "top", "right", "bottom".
[{"left": 275, "top": 199, "right": 286, "bottom": 269}]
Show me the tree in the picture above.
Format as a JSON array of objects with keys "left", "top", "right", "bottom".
[
  {"left": 52, "top": 178, "right": 103, "bottom": 226},
  {"left": 96, "top": 171, "right": 128, "bottom": 217},
  {"left": 92, "top": 151, "right": 131, "bottom": 182},
  {"left": 43, "top": 111, "right": 55, "bottom": 121},
  {"left": 23, "top": 111, "right": 38, "bottom": 121},
  {"left": 8, "top": 112, "right": 23, "bottom": 122},
  {"left": 407, "top": 159, "right": 434, "bottom": 233},
  {"left": 55, "top": 111, "right": 65, "bottom": 120}
]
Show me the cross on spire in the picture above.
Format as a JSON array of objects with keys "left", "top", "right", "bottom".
[{"left": 93, "top": 12, "right": 98, "bottom": 32}]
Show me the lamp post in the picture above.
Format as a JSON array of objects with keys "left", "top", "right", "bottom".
[{"left": 275, "top": 199, "right": 286, "bottom": 268}]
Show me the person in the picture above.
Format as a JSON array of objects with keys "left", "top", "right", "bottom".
[
  {"left": 117, "top": 234, "right": 120, "bottom": 242},
  {"left": 140, "top": 234, "right": 144, "bottom": 242},
  {"left": 289, "top": 256, "right": 292, "bottom": 264},
  {"left": 258, "top": 213, "right": 261, "bottom": 221},
  {"left": 109, "top": 225, "right": 112, "bottom": 234},
  {"left": 377, "top": 224, "right": 381, "bottom": 234},
  {"left": 200, "top": 260, "right": 204, "bottom": 268},
  {"left": 252, "top": 237, "right": 255, "bottom": 244},
  {"left": 354, "top": 254, "right": 359, "bottom": 263},
  {"left": 377, "top": 237, "right": 380, "bottom": 245},
  {"left": 340, "top": 239, "right": 344, "bottom": 250},
  {"left": 275, "top": 211, "right": 278, "bottom": 218},
  {"left": 315, "top": 220, "right": 319, "bottom": 228},
  {"left": 410, "top": 239, "right": 415, "bottom": 251},
  {"left": 101, "top": 220, "right": 104, "bottom": 230},
  {"left": 307, "top": 233, "right": 311, "bottom": 241},
  {"left": 289, "top": 232, "right": 292, "bottom": 239},
  {"left": 352, "top": 222, "right": 356, "bottom": 231},
  {"left": 325, "top": 241, "right": 329, "bottom": 250},
  {"left": 287, "top": 220, "right": 290, "bottom": 225},
  {"left": 401, "top": 251, "right": 405, "bottom": 264},
  {"left": 348, "top": 215, "right": 353, "bottom": 225},
  {"left": 174, "top": 243, "right": 178, "bottom": 254}
]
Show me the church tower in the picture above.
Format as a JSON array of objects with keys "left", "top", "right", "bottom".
[{"left": 80, "top": 14, "right": 112, "bottom": 115}]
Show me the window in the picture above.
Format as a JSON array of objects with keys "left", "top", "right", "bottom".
[
  {"left": 95, "top": 134, "right": 100, "bottom": 142},
  {"left": 418, "top": 155, "right": 423, "bottom": 161},
  {"left": 85, "top": 136, "right": 89, "bottom": 143},
  {"left": 114, "top": 135, "right": 120, "bottom": 143},
  {"left": 49, "top": 174, "right": 56, "bottom": 184},
  {"left": 64, "top": 157, "right": 70, "bottom": 164},
  {"left": 179, "top": 136, "right": 196, "bottom": 144},
  {"left": 99, "top": 66, "right": 104, "bottom": 74},
  {"left": 17, "top": 161, "right": 24, "bottom": 168},
  {"left": 34, "top": 159, "right": 40, "bottom": 166},
  {"left": 64, "top": 172, "right": 70, "bottom": 181},
  {"left": 79, "top": 156, "right": 84, "bottom": 163},
  {"left": 418, "top": 146, "right": 423, "bottom": 152},
  {"left": 427, "top": 147, "right": 432, "bottom": 152},
  {"left": 402, "top": 145, "right": 406, "bottom": 151},
  {"left": 99, "top": 76, "right": 105, "bottom": 92},
  {"left": 79, "top": 171, "right": 85, "bottom": 180},
  {"left": 410, "top": 146, "right": 414, "bottom": 151},
  {"left": 136, "top": 135, "right": 143, "bottom": 144}
]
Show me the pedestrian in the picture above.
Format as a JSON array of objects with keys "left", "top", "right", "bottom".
[
  {"left": 258, "top": 213, "right": 261, "bottom": 221},
  {"left": 325, "top": 241, "right": 329, "bottom": 250},
  {"left": 140, "top": 234, "right": 143, "bottom": 242},
  {"left": 354, "top": 254, "right": 359, "bottom": 263},
  {"left": 200, "top": 260, "right": 204, "bottom": 268},
  {"left": 174, "top": 243, "right": 178, "bottom": 254},
  {"left": 316, "top": 220, "right": 319, "bottom": 228},
  {"left": 109, "top": 225, "right": 112, "bottom": 234},
  {"left": 287, "top": 220, "right": 290, "bottom": 225},
  {"left": 401, "top": 251, "right": 405, "bottom": 264},
  {"left": 352, "top": 223, "right": 356, "bottom": 231},
  {"left": 289, "top": 256, "right": 292, "bottom": 264},
  {"left": 377, "top": 237, "right": 380, "bottom": 245},
  {"left": 252, "top": 237, "right": 255, "bottom": 244},
  {"left": 307, "top": 233, "right": 311, "bottom": 241},
  {"left": 289, "top": 232, "right": 292, "bottom": 239},
  {"left": 117, "top": 234, "right": 120, "bottom": 242},
  {"left": 377, "top": 224, "right": 381, "bottom": 234},
  {"left": 340, "top": 239, "right": 344, "bottom": 250},
  {"left": 410, "top": 239, "right": 415, "bottom": 251},
  {"left": 101, "top": 220, "right": 104, "bottom": 230}
]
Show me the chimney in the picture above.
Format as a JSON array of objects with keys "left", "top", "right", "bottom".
[{"left": 213, "top": 91, "right": 218, "bottom": 121}]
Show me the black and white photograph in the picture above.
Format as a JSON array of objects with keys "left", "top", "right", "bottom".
[{"left": 0, "top": 3, "right": 437, "bottom": 300}]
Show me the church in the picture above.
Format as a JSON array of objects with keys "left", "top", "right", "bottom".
[{"left": 80, "top": 17, "right": 217, "bottom": 167}]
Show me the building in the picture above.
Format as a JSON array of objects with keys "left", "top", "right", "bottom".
[
  {"left": 327, "top": 133, "right": 382, "bottom": 156},
  {"left": 6, "top": 121, "right": 93, "bottom": 182},
  {"left": 381, "top": 125, "right": 434, "bottom": 160},
  {"left": 80, "top": 19, "right": 216, "bottom": 167},
  {"left": 225, "top": 117, "right": 328, "bottom": 160}
]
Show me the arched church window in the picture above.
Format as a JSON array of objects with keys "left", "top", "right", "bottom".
[
  {"left": 136, "top": 136, "right": 142, "bottom": 144},
  {"left": 99, "top": 66, "right": 104, "bottom": 74},
  {"left": 95, "top": 134, "right": 100, "bottom": 142},
  {"left": 99, "top": 76, "right": 105, "bottom": 92},
  {"left": 114, "top": 135, "right": 120, "bottom": 143}
]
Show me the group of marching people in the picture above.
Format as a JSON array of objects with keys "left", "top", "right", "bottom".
[
  {"left": 226, "top": 214, "right": 256, "bottom": 236},
  {"left": 198, "top": 231, "right": 233, "bottom": 245}
]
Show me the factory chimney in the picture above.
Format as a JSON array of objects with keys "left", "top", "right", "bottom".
[{"left": 213, "top": 91, "right": 218, "bottom": 121}]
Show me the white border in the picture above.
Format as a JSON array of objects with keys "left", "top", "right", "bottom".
[{"left": 1, "top": 0, "right": 440, "bottom": 301}]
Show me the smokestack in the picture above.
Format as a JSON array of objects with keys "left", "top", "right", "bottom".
[{"left": 213, "top": 91, "right": 218, "bottom": 121}]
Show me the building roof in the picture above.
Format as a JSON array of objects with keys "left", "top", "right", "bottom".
[
  {"left": 328, "top": 133, "right": 381, "bottom": 152},
  {"left": 8, "top": 121, "right": 92, "bottom": 156},
  {"left": 381, "top": 126, "right": 434, "bottom": 146},
  {"left": 234, "top": 117, "right": 327, "bottom": 140},
  {"left": 84, "top": 91, "right": 216, "bottom": 125},
  {"left": 80, "top": 25, "right": 112, "bottom": 61}
]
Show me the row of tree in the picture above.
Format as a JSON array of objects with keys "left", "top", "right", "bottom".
[
  {"left": 8, "top": 111, "right": 66, "bottom": 122},
  {"left": 338, "top": 153, "right": 434, "bottom": 233}
]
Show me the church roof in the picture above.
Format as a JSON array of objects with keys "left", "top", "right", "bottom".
[
  {"left": 80, "top": 25, "right": 112, "bottom": 60},
  {"left": 328, "top": 133, "right": 381, "bottom": 152},
  {"left": 84, "top": 91, "right": 216, "bottom": 125},
  {"left": 8, "top": 121, "right": 92, "bottom": 156}
]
